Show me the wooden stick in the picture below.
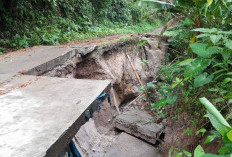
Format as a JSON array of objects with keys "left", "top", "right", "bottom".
[
  {"left": 125, "top": 52, "right": 143, "bottom": 86},
  {"left": 128, "top": 94, "right": 143, "bottom": 106}
]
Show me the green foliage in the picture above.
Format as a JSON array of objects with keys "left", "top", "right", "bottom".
[
  {"left": 194, "top": 98, "right": 232, "bottom": 156},
  {"left": 141, "top": 59, "right": 149, "bottom": 66},
  {"left": 184, "top": 58, "right": 211, "bottom": 78},
  {"left": 190, "top": 43, "right": 222, "bottom": 58},
  {"left": 194, "top": 73, "right": 214, "bottom": 88},
  {"left": 166, "top": 18, "right": 196, "bottom": 57},
  {"left": 140, "top": 0, "right": 232, "bottom": 28},
  {"left": 118, "top": 35, "right": 131, "bottom": 41},
  {"left": 139, "top": 37, "right": 149, "bottom": 47},
  {"left": 184, "top": 128, "right": 193, "bottom": 136},
  {"left": 200, "top": 98, "right": 231, "bottom": 135},
  {"left": 194, "top": 145, "right": 205, "bottom": 157},
  {"left": 158, "top": 63, "right": 183, "bottom": 84},
  {"left": 139, "top": 82, "right": 157, "bottom": 103},
  {"left": 0, "top": 0, "right": 161, "bottom": 52},
  {"left": 183, "top": 150, "right": 192, "bottom": 157},
  {"left": 140, "top": 0, "right": 232, "bottom": 155},
  {"left": 169, "top": 147, "right": 192, "bottom": 157},
  {"left": 151, "top": 26, "right": 232, "bottom": 118},
  {"left": 196, "top": 128, "right": 207, "bottom": 136},
  {"left": 0, "top": 47, "right": 5, "bottom": 54}
]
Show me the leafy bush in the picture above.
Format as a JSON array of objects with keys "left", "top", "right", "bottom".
[
  {"left": 139, "top": 0, "right": 232, "bottom": 155},
  {"left": 0, "top": 0, "right": 160, "bottom": 52}
]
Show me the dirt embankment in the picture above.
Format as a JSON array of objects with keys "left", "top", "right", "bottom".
[
  {"left": 44, "top": 36, "right": 166, "bottom": 104},
  {"left": 43, "top": 33, "right": 167, "bottom": 156}
]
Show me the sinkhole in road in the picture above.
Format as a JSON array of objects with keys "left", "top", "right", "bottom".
[{"left": 44, "top": 37, "right": 167, "bottom": 157}]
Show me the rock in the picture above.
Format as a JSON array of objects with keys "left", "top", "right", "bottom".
[
  {"left": 115, "top": 109, "right": 163, "bottom": 145},
  {"left": 105, "top": 132, "right": 162, "bottom": 157},
  {"left": 74, "top": 119, "right": 116, "bottom": 157}
]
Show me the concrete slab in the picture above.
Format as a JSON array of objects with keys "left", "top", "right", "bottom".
[
  {"left": 0, "top": 46, "right": 76, "bottom": 75},
  {"left": 115, "top": 110, "right": 163, "bottom": 145},
  {"left": 105, "top": 132, "right": 162, "bottom": 157},
  {"left": 0, "top": 74, "right": 111, "bottom": 157}
]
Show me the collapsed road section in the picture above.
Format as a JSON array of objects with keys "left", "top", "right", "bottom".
[
  {"left": 0, "top": 74, "right": 111, "bottom": 156},
  {"left": 0, "top": 32, "right": 167, "bottom": 157}
]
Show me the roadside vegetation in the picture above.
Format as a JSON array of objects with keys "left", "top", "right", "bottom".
[
  {"left": 0, "top": 0, "right": 162, "bottom": 54},
  {"left": 139, "top": 0, "right": 232, "bottom": 156}
]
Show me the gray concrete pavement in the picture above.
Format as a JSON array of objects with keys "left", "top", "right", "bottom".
[
  {"left": 0, "top": 46, "right": 76, "bottom": 75},
  {"left": 0, "top": 74, "right": 111, "bottom": 157}
]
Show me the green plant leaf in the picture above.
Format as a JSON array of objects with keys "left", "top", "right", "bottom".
[
  {"left": 226, "top": 72, "right": 232, "bottom": 75},
  {"left": 139, "top": 86, "right": 146, "bottom": 91},
  {"left": 184, "top": 58, "right": 211, "bottom": 78},
  {"left": 225, "top": 40, "right": 232, "bottom": 50},
  {"left": 224, "top": 92, "right": 232, "bottom": 99},
  {"left": 228, "top": 99, "right": 232, "bottom": 104},
  {"left": 199, "top": 97, "right": 231, "bottom": 136},
  {"left": 169, "top": 147, "right": 179, "bottom": 157},
  {"left": 201, "top": 154, "right": 231, "bottom": 157},
  {"left": 218, "top": 30, "right": 232, "bottom": 35},
  {"left": 194, "top": 145, "right": 205, "bottom": 157},
  {"left": 166, "top": 96, "right": 177, "bottom": 104},
  {"left": 222, "top": 78, "right": 232, "bottom": 85},
  {"left": 192, "top": 28, "right": 217, "bottom": 33},
  {"left": 141, "top": 59, "right": 149, "bottom": 66},
  {"left": 226, "top": 130, "right": 232, "bottom": 142},
  {"left": 204, "top": 135, "right": 216, "bottom": 144},
  {"left": 184, "top": 128, "right": 193, "bottom": 136},
  {"left": 208, "top": 111, "right": 231, "bottom": 136},
  {"left": 190, "top": 43, "right": 208, "bottom": 57},
  {"left": 152, "top": 98, "right": 167, "bottom": 107},
  {"left": 179, "top": 58, "right": 194, "bottom": 66},
  {"left": 194, "top": 73, "right": 214, "bottom": 88},
  {"left": 221, "top": 48, "right": 231, "bottom": 61},
  {"left": 210, "top": 35, "right": 223, "bottom": 44},
  {"left": 147, "top": 82, "right": 155, "bottom": 88},
  {"left": 196, "top": 128, "right": 207, "bottom": 136},
  {"left": 158, "top": 87, "right": 172, "bottom": 96},
  {"left": 212, "top": 98, "right": 224, "bottom": 103},
  {"left": 190, "top": 43, "right": 222, "bottom": 58},
  {"left": 197, "top": 33, "right": 210, "bottom": 38},
  {"left": 210, "top": 130, "right": 221, "bottom": 138},
  {"left": 171, "top": 77, "right": 183, "bottom": 88},
  {"left": 225, "top": 144, "right": 232, "bottom": 152},
  {"left": 183, "top": 150, "right": 192, "bottom": 157},
  {"left": 175, "top": 152, "right": 183, "bottom": 157},
  {"left": 205, "top": 0, "right": 214, "bottom": 15},
  {"left": 218, "top": 146, "right": 230, "bottom": 154}
]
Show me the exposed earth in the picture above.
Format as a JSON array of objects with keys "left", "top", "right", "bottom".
[{"left": 0, "top": 27, "right": 214, "bottom": 157}]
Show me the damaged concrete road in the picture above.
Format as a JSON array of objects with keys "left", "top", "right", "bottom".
[
  {"left": 44, "top": 37, "right": 166, "bottom": 106},
  {"left": 0, "top": 28, "right": 167, "bottom": 157},
  {"left": 0, "top": 74, "right": 111, "bottom": 157}
]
